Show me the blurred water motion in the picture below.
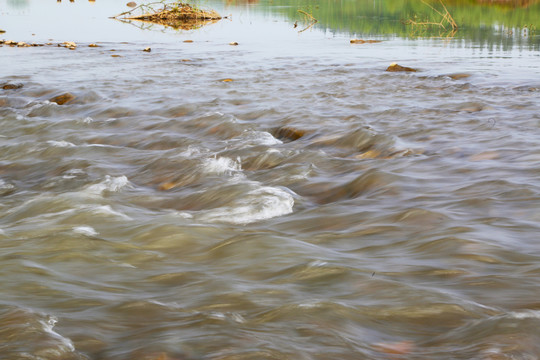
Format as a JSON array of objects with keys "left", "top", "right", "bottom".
[{"left": 1, "top": 0, "right": 540, "bottom": 359}]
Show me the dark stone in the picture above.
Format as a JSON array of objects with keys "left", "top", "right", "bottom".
[
  {"left": 2, "top": 83, "right": 23, "bottom": 90},
  {"left": 272, "top": 126, "right": 306, "bottom": 142},
  {"left": 49, "top": 92, "right": 76, "bottom": 105}
]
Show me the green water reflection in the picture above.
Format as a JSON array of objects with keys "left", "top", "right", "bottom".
[{"left": 240, "top": 0, "right": 540, "bottom": 49}]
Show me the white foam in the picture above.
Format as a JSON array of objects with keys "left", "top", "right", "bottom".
[
  {"left": 0, "top": 178, "right": 15, "bottom": 190},
  {"left": 308, "top": 260, "right": 328, "bottom": 267},
  {"left": 118, "top": 263, "right": 137, "bottom": 268},
  {"left": 177, "top": 145, "right": 205, "bottom": 158},
  {"left": 62, "top": 168, "right": 85, "bottom": 179},
  {"left": 85, "top": 175, "right": 129, "bottom": 195},
  {"left": 47, "top": 140, "right": 76, "bottom": 148},
  {"left": 508, "top": 310, "right": 540, "bottom": 319},
  {"left": 208, "top": 311, "right": 246, "bottom": 323},
  {"left": 202, "top": 156, "right": 242, "bottom": 175},
  {"left": 242, "top": 130, "right": 283, "bottom": 146},
  {"left": 198, "top": 185, "right": 294, "bottom": 225},
  {"left": 172, "top": 211, "right": 194, "bottom": 219},
  {"left": 73, "top": 226, "right": 98, "bottom": 236},
  {"left": 40, "top": 316, "right": 75, "bottom": 352},
  {"left": 298, "top": 302, "right": 322, "bottom": 309},
  {"left": 85, "top": 143, "right": 122, "bottom": 148},
  {"left": 92, "top": 205, "right": 132, "bottom": 220}
]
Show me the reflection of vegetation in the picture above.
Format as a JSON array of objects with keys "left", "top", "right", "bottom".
[
  {"left": 297, "top": 9, "right": 318, "bottom": 33},
  {"left": 406, "top": 0, "right": 458, "bottom": 38},
  {"left": 7, "top": 0, "right": 29, "bottom": 9},
  {"left": 253, "top": 0, "right": 540, "bottom": 49}
]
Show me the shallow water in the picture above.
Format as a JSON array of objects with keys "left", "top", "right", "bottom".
[{"left": 1, "top": 0, "right": 540, "bottom": 359}]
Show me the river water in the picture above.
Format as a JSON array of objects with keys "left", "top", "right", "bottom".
[{"left": 1, "top": 0, "right": 540, "bottom": 359}]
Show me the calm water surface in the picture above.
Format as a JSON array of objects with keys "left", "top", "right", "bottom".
[{"left": 1, "top": 0, "right": 540, "bottom": 359}]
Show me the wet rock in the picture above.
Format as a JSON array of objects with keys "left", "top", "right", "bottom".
[
  {"left": 49, "top": 92, "right": 76, "bottom": 105},
  {"left": 127, "top": 1, "right": 137, "bottom": 7},
  {"left": 350, "top": 39, "right": 382, "bottom": 44},
  {"left": 183, "top": 40, "right": 193, "bottom": 43},
  {"left": 158, "top": 182, "right": 177, "bottom": 191},
  {"left": 111, "top": 54, "right": 122, "bottom": 58},
  {"left": 220, "top": 78, "right": 233, "bottom": 82},
  {"left": 143, "top": 47, "right": 151, "bottom": 52},
  {"left": 0, "top": 29, "right": 5, "bottom": 34},
  {"left": 5, "top": 40, "right": 17, "bottom": 46},
  {"left": 89, "top": 43, "right": 99, "bottom": 47},
  {"left": 229, "top": 41, "right": 239, "bottom": 46},
  {"left": 386, "top": 63, "right": 417, "bottom": 72},
  {"left": 355, "top": 149, "right": 381, "bottom": 159},
  {"left": 2, "top": 83, "right": 23, "bottom": 90},
  {"left": 59, "top": 41, "right": 77, "bottom": 50},
  {"left": 17, "top": 41, "right": 30, "bottom": 47},
  {"left": 272, "top": 126, "right": 306, "bottom": 142}
]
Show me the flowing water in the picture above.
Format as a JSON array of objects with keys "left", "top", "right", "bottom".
[{"left": 1, "top": 0, "right": 540, "bottom": 359}]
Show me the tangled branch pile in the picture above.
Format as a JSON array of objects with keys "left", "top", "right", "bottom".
[{"left": 113, "top": 1, "right": 222, "bottom": 30}]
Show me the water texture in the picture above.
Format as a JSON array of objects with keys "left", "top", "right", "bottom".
[{"left": 1, "top": 0, "right": 540, "bottom": 359}]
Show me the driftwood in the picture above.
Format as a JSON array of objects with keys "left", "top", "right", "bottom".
[{"left": 112, "top": 2, "right": 222, "bottom": 30}]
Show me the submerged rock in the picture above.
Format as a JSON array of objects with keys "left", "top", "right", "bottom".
[
  {"left": 2, "top": 83, "right": 23, "bottom": 90},
  {"left": 272, "top": 126, "right": 306, "bottom": 142},
  {"left": 386, "top": 63, "right": 417, "bottom": 72},
  {"left": 350, "top": 39, "right": 382, "bottom": 44},
  {"left": 447, "top": 73, "right": 471, "bottom": 80},
  {"left": 49, "top": 93, "right": 76, "bottom": 105}
]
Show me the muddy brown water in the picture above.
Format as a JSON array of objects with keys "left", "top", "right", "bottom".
[{"left": 1, "top": 0, "right": 540, "bottom": 359}]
